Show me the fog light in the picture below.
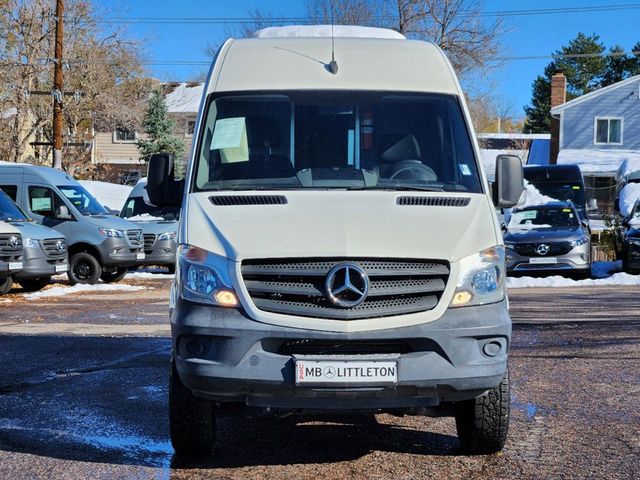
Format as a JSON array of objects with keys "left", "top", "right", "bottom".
[
  {"left": 483, "top": 341, "right": 502, "bottom": 357},
  {"left": 214, "top": 289, "right": 238, "bottom": 307},
  {"left": 185, "top": 339, "right": 204, "bottom": 356}
]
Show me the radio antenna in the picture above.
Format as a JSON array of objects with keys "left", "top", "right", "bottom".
[{"left": 328, "top": 1, "right": 338, "bottom": 74}]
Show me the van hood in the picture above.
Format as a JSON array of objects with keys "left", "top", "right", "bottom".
[
  {"left": 84, "top": 215, "right": 141, "bottom": 232},
  {"left": 9, "top": 222, "right": 63, "bottom": 241},
  {"left": 185, "top": 191, "right": 498, "bottom": 262}
]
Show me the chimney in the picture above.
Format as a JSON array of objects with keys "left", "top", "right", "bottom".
[{"left": 549, "top": 72, "right": 566, "bottom": 165}]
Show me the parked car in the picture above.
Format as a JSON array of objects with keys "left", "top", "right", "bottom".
[
  {"left": 0, "top": 220, "right": 23, "bottom": 294},
  {"left": 504, "top": 201, "right": 591, "bottom": 277},
  {"left": 146, "top": 26, "right": 525, "bottom": 457},
  {"left": 120, "top": 180, "right": 178, "bottom": 272},
  {"left": 0, "top": 188, "right": 68, "bottom": 292},
  {"left": 523, "top": 165, "right": 588, "bottom": 221},
  {"left": 0, "top": 164, "right": 144, "bottom": 284}
]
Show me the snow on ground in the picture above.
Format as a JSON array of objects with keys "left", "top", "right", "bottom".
[
  {"left": 557, "top": 149, "right": 640, "bottom": 174},
  {"left": 619, "top": 183, "right": 640, "bottom": 217},
  {"left": 165, "top": 83, "right": 204, "bottom": 113},
  {"left": 589, "top": 218, "right": 606, "bottom": 232},
  {"left": 79, "top": 181, "right": 132, "bottom": 213},
  {"left": 255, "top": 25, "right": 406, "bottom": 39},
  {"left": 23, "top": 283, "right": 144, "bottom": 301},
  {"left": 125, "top": 271, "right": 174, "bottom": 280},
  {"left": 507, "top": 261, "right": 629, "bottom": 288}
]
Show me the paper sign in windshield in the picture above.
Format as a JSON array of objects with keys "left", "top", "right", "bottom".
[
  {"left": 31, "top": 198, "right": 52, "bottom": 211},
  {"left": 211, "top": 117, "right": 249, "bottom": 163}
]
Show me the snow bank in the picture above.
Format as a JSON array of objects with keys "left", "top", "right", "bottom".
[
  {"left": 165, "top": 83, "right": 204, "bottom": 114},
  {"left": 254, "top": 25, "right": 406, "bottom": 40},
  {"left": 557, "top": 149, "right": 640, "bottom": 174},
  {"left": 125, "top": 271, "right": 174, "bottom": 279},
  {"left": 619, "top": 183, "right": 640, "bottom": 217},
  {"left": 518, "top": 180, "right": 558, "bottom": 208},
  {"left": 23, "top": 283, "right": 144, "bottom": 301},
  {"left": 79, "top": 181, "right": 132, "bottom": 212},
  {"left": 507, "top": 272, "right": 640, "bottom": 288}
]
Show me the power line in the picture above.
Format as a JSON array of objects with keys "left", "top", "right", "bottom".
[{"left": 81, "top": 3, "right": 640, "bottom": 24}]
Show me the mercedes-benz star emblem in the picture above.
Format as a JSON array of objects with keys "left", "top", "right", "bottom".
[
  {"left": 55, "top": 240, "right": 65, "bottom": 252},
  {"left": 323, "top": 366, "right": 337, "bottom": 378},
  {"left": 536, "top": 244, "right": 550, "bottom": 256},
  {"left": 324, "top": 263, "right": 369, "bottom": 308},
  {"left": 8, "top": 236, "right": 20, "bottom": 248}
]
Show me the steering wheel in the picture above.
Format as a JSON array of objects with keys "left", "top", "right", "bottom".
[{"left": 389, "top": 160, "right": 437, "bottom": 182}]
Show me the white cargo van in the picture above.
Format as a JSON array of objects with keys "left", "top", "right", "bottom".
[{"left": 146, "top": 26, "right": 524, "bottom": 457}]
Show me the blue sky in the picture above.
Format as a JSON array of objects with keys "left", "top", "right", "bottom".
[{"left": 101, "top": 0, "right": 640, "bottom": 118}]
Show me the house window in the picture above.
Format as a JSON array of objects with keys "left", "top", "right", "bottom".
[
  {"left": 114, "top": 127, "right": 136, "bottom": 143},
  {"left": 594, "top": 117, "right": 622, "bottom": 145},
  {"left": 186, "top": 119, "right": 196, "bottom": 136}
]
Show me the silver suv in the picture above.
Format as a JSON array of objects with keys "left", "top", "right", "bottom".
[{"left": 504, "top": 202, "right": 591, "bottom": 278}]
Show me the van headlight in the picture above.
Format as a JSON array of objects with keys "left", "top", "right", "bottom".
[
  {"left": 158, "top": 231, "right": 177, "bottom": 241},
  {"left": 177, "top": 244, "right": 238, "bottom": 307},
  {"left": 98, "top": 228, "right": 124, "bottom": 238},
  {"left": 23, "top": 238, "right": 40, "bottom": 249},
  {"left": 450, "top": 246, "right": 506, "bottom": 308}
]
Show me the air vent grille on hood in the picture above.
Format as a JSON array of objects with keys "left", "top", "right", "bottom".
[
  {"left": 396, "top": 196, "right": 471, "bottom": 207},
  {"left": 209, "top": 195, "right": 288, "bottom": 206}
]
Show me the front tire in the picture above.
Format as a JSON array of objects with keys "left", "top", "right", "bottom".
[
  {"left": 169, "top": 356, "right": 216, "bottom": 457},
  {"left": 455, "top": 370, "right": 510, "bottom": 455},
  {"left": 0, "top": 276, "right": 13, "bottom": 295},
  {"left": 100, "top": 267, "right": 128, "bottom": 283},
  {"left": 18, "top": 277, "right": 51, "bottom": 292},
  {"left": 68, "top": 252, "right": 102, "bottom": 285}
]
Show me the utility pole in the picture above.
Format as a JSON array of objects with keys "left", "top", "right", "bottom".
[{"left": 52, "top": 0, "right": 64, "bottom": 169}]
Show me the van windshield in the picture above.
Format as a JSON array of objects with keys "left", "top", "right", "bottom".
[
  {"left": 194, "top": 91, "right": 482, "bottom": 193},
  {"left": 0, "top": 190, "right": 29, "bottom": 222},
  {"left": 57, "top": 185, "right": 108, "bottom": 215}
]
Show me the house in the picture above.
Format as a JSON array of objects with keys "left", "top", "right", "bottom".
[
  {"left": 550, "top": 73, "right": 640, "bottom": 216},
  {"left": 92, "top": 82, "right": 204, "bottom": 181}
]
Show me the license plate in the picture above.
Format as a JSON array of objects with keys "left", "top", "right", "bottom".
[
  {"left": 530, "top": 257, "right": 558, "bottom": 264},
  {"left": 55, "top": 264, "right": 68, "bottom": 273},
  {"left": 9, "top": 262, "right": 22, "bottom": 270},
  {"left": 136, "top": 253, "right": 145, "bottom": 260},
  {"left": 295, "top": 359, "right": 398, "bottom": 386}
]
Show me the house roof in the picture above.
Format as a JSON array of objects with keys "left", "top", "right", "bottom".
[
  {"left": 550, "top": 74, "right": 640, "bottom": 115},
  {"left": 556, "top": 148, "right": 640, "bottom": 175},
  {"left": 164, "top": 82, "right": 204, "bottom": 114}
]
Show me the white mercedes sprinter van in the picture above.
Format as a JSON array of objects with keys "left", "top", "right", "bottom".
[{"left": 146, "top": 26, "right": 524, "bottom": 457}]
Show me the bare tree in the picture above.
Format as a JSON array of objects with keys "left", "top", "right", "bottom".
[
  {"left": 204, "top": 9, "right": 279, "bottom": 58},
  {"left": 0, "top": 0, "right": 149, "bottom": 171},
  {"left": 306, "top": 0, "right": 380, "bottom": 26}
]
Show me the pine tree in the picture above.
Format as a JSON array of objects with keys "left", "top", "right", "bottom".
[{"left": 137, "top": 90, "right": 185, "bottom": 163}]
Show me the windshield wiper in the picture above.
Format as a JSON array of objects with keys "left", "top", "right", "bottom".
[{"left": 355, "top": 185, "right": 445, "bottom": 192}]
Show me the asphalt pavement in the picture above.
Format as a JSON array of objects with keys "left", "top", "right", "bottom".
[{"left": 0, "top": 277, "right": 638, "bottom": 479}]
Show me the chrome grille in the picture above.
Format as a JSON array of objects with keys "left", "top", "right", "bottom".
[
  {"left": 0, "top": 233, "right": 22, "bottom": 260},
  {"left": 126, "top": 229, "right": 143, "bottom": 248},
  {"left": 41, "top": 238, "right": 67, "bottom": 258},
  {"left": 241, "top": 258, "right": 449, "bottom": 320},
  {"left": 513, "top": 241, "right": 573, "bottom": 257}
]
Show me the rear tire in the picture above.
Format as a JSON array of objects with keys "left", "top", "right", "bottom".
[
  {"left": 100, "top": 267, "right": 128, "bottom": 283},
  {"left": 455, "top": 370, "right": 510, "bottom": 455},
  {"left": 169, "top": 356, "right": 216, "bottom": 457},
  {"left": 0, "top": 276, "right": 13, "bottom": 295},
  {"left": 68, "top": 252, "right": 102, "bottom": 285},
  {"left": 18, "top": 277, "right": 51, "bottom": 292}
]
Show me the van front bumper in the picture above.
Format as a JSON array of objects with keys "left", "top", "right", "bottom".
[
  {"left": 138, "top": 239, "right": 176, "bottom": 267},
  {"left": 13, "top": 245, "right": 67, "bottom": 280},
  {"left": 172, "top": 299, "right": 511, "bottom": 412},
  {"left": 98, "top": 238, "right": 143, "bottom": 267}
]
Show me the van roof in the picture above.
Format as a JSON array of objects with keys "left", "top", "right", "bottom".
[
  {"left": 210, "top": 36, "right": 459, "bottom": 95},
  {"left": 0, "top": 163, "right": 79, "bottom": 186}
]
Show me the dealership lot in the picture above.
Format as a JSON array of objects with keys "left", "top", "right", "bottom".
[{"left": 0, "top": 276, "right": 638, "bottom": 480}]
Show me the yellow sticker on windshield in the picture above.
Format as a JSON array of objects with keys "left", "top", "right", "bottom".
[
  {"left": 572, "top": 186, "right": 581, "bottom": 190},
  {"left": 562, "top": 208, "right": 571, "bottom": 212}
]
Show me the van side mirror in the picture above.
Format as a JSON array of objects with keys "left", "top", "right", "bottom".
[
  {"left": 146, "top": 153, "right": 184, "bottom": 207},
  {"left": 56, "top": 204, "right": 72, "bottom": 220},
  {"left": 492, "top": 155, "right": 524, "bottom": 208}
]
